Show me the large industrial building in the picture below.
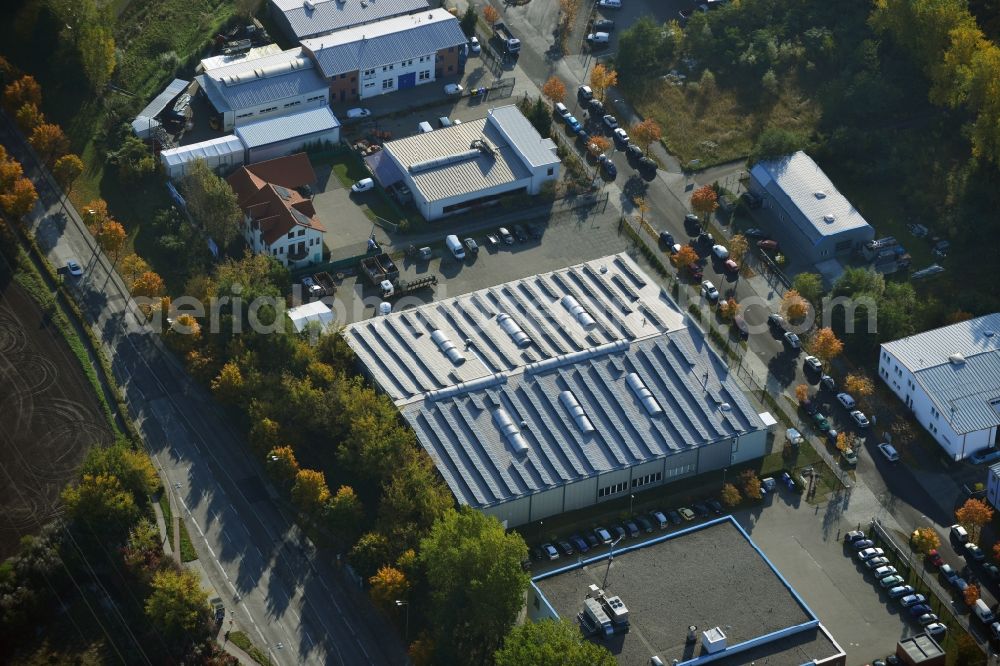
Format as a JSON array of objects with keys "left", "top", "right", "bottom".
[
  {"left": 529, "top": 518, "right": 847, "bottom": 666},
  {"left": 269, "top": 0, "right": 430, "bottom": 43},
  {"left": 342, "top": 254, "right": 771, "bottom": 527},
  {"left": 879, "top": 312, "right": 1000, "bottom": 461},
  {"left": 300, "top": 9, "right": 468, "bottom": 103},
  {"left": 195, "top": 47, "right": 330, "bottom": 132},
  {"left": 749, "top": 151, "right": 874, "bottom": 270},
  {"left": 368, "top": 105, "right": 561, "bottom": 221}
]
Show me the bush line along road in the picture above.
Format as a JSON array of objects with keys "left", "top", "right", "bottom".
[{"left": 0, "top": 119, "right": 401, "bottom": 665}]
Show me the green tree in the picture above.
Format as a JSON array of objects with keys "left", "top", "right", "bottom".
[
  {"left": 832, "top": 266, "right": 885, "bottom": 298},
  {"left": 108, "top": 135, "right": 157, "bottom": 182},
  {"left": 496, "top": 619, "right": 616, "bottom": 666},
  {"left": 792, "top": 273, "right": 824, "bottom": 308},
  {"left": 79, "top": 21, "right": 116, "bottom": 91},
  {"left": 749, "top": 127, "right": 808, "bottom": 165},
  {"left": 52, "top": 154, "right": 84, "bottom": 192},
  {"left": 266, "top": 445, "right": 299, "bottom": 488},
  {"left": 291, "top": 468, "right": 331, "bottom": 515},
  {"left": 145, "top": 568, "right": 209, "bottom": 642},
  {"left": 180, "top": 160, "right": 243, "bottom": 248},
  {"left": 81, "top": 441, "right": 160, "bottom": 504},
  {"left": 327, "top": 485, "right": 364, "bottom": 538},
  {"left": 419, "top": 507, "right": 529, "bottom": 664},
  {"left": 460, "top": 6, "right": 478, "bottom": 37},
  {"left": 61, "top": 473, "right": 139, "bottom": 540},
  {"left": 350, "top": 531, "right": 394, "bottom": 581},
  {"left": 378, "top": 455, "right": 454, "bottom": 549},
  {"left": 122, "top": 518, "right": 163, "bottom": 583}
]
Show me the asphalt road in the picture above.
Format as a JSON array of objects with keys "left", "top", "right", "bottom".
[{"left": 0, "top": 119, "right": 402, "bottom": 665}]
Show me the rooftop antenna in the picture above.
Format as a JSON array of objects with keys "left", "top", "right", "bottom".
[{"left": 601, "top": 535, "right": 624, "bottom": 590}]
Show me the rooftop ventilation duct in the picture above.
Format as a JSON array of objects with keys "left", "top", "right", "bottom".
[
  {"left": 409, "top": 149, "right": 482, "bottom": 174},
  {"left": 813, "top": 190, "right": 826, "bottom": 199},
  {"left": 702, "top": 627, "right": 726, "bottom": 654},
  {"left": 949, "top": 353, "right": 966, "bottom": 366},
  {"left": 985, "top": 330, "right": 995, "bottom": 338},
  {"left": 496, "top": 313, "right": 531, "bottom": 348},
  {"left": 626, "top": 372, "right": 662, "bottom": 415},
  {"left": 559, "top": 390, "right": 595, "bottom": 433},
  {"left": 561, "top": 294, "right": 596, "bottom": 330},
  {"left": 823, "top": 214, "right": 836, "bottom": 223},
  {"left": 493, "top": 408, "right": 529, "bottom": 455},
  {"left": 431, "top": 329, "right": 465, "bottom": 365}
]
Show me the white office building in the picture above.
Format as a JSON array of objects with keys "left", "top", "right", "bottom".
[{"left": 879, "top": 313, "right": 1000, "bottom": 461}]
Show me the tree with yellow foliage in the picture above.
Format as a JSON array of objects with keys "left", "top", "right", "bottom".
[
  {"left": 630, "top": 118, "right": 662, "bottom": 154},
  {"left": 267, "top": 445, "right": 299, "bottom": 488},
  {"left": 369, "top": 565, "right": 410, "bottom": 611},
  {"left": 589, "top": 64, "right": 618, "bottom": 102},
  {"left": 781, "top": 289, "right": 809, "bottom": 322},
  {"left": 806, "top": 327, "right": 844, "bottom": 364},
  {"left": 291, "top": 468, "right": 331, "bottom": 515},
  {"left": 53, "top": 154, "right": 84, "bottom": 193},
  {"left": 28, "top": 123, "right": 69, "bottom": 165},
  {"left": 690, "top": 185, "right": 718, "bottom": 224}
]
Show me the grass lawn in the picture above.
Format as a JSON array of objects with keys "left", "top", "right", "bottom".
[
  {"left": 633, "top": 77, "right": 820, "bottom": 168},
  {"left": 158, "top": 491, "right": 198, "bottom": 563},
  {"left": 228, "top": 631, "right": 271, "bottom": 665}
]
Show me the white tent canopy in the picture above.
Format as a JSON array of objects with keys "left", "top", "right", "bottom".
[
  {"left": 287, "top": 301, "right": 334, "bottom": 333},
  {"left": 160, "top": 135, "right": 245, "bottom": 179}
]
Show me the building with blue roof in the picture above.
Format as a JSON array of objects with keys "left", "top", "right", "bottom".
[
  {"left": 270, "top": 0, "right": 429, "bottom": 43},
  {"left": 879, "top": 312, "right": 1000, "bottom": 460},
  {"left": 342, "top": 254, "right": 774, "bottom": 527},
  {"left": 749, "top": 151, "right": 874, "bottom": 267},
  {"left": 235, "top": 106, "right": 340, "bottom": 163},
  {"left": 195, "top": 47, "right": 329, "bottom": 131}
]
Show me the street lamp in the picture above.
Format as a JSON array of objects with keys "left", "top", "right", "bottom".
[
  {"left": 629, "top": 493, "right": 635, "bottom": 516},
  {"left": 395, "top": 599, "right": 409, "bottom": 643}
]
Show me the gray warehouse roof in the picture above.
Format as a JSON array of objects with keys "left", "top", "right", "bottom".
[
  {"left": 883, "top": 313, "right": 1000, "bottom": 435},
  {"left": 235, "top": 107, "right": 340, "bottom": 148},
  {"left": 302, "top": 9, "right": 468, "bottom": 78},
  {"left": 533, "top": 519, "right": 841, "bottom": 666},
  {"left": 343, "top": 255, "right": 765, "bottom": 510},
  {"left": 380, "top": 105, "right": 558, "bottom": 202},
  {"left": 196, "top": 48, "right": 326, "bottom": 113},
  {"left": 751, "top": 151, "right": 872, "bottom": 245},
  {"left": 271, "top": 0, "right": 429, "bottom": 41},
  {"left": 131, "top": 78, "right": 189, "bottom": 135}
]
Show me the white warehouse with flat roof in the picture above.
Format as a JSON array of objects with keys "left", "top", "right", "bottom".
[
  {"left": 368, "top": 105, "right": 560, "bottom": 221},
  {"left": 880, "top": 313, "right": 1000, "bottom": 461},
  {"left": 342, "top": 254, "right": 770, "bottom": 527}
]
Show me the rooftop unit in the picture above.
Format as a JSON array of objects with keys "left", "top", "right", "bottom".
[{"left": 702, "top": 626, "right": 727, "bottom": 654}]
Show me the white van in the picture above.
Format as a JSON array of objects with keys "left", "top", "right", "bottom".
[
  {"left": 587, "top": 32, "right": 610, "bottom": 44},
  {"left": 950, "top": 524, "right": 969, "bottom": 544},
  {"left": 446, "top": 234, "right": 466, "bottom": 260},
  {"left": 975, "top": 598, "right": 995, "bottom": 623},
  {"left": 417, "top": 121, "right": 433, "bottom": 133}
]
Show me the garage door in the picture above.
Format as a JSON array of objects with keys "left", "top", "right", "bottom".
[{"left": 397, "top": 72, "right": 416, "bottom": 90}]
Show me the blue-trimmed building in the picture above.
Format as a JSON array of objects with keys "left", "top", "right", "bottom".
[{"left": 528, "top": 517, "right": 847, "bottom": 666}]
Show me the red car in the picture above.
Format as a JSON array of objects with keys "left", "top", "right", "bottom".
[
  {"left": 757, "top": 240, "right": 780, "bottom": 253},
  {"left": 723, "top": 259, "right": 739, "bottom": 273},
  {"left": 927, "top": 549, "right": 944, "bottom": 568},
  {"left": 686, "top": 264, "right": 703, "bottom": 280}
]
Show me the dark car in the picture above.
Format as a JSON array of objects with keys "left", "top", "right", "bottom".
[
  {"left": 570, "top": 534, "right": 589, "bottom": 553},
  {"left": 635, "top": 515, "right": 654, "bottom": 533},
  {"left": 667, "top": 510, "right": 682, "bottom": 525},
  {"left": 909, "top": 604, "right": 934, "bottom": 618},
  {"left": 498, "top": 227, "right": 514, "bottom": 244},
  {"left": 585, "top": 532, "right": 600, "bottom": 549},
  {"left": 800, "top": 397, "right": 818, "bottom": 415},
  {"left": 638, "top": 157, "right": 657, "bottom": 175},
  {"left": 624, "top": 520, "right": 640, "bottom": 537},
  {"left": 706, "top": 499, "right": 723, "bottom": 514},
  {"left": 576, "top": 129, "right": 591, "bottom": 146},
  {"left": 512, "top": 224, "right": 529, "bottom": 242},
  {"left": 611, "top": 524, "right": 627, "bottom": 541},
  {"left": 588, "top": 99, "right": 606, "bottom": 117},
  {"left": 594, "top": 18, "right": 615, "bottom": 31},
  {"left": 696, "top": 231, "right": 714, "bottom": 247},
  {"left": 463, "top": 238, "right": 479, "bottom": 255},
  {"left": 659, "top": 231, "right": 674, "bottom": 246},
  {"left": 531, "top": 546, "right": 544, "bottom": 560},
  {"left": 852, "top": 539, "right": 875, "bottom": 551},
  {"left": 684, "top": 213, "right": 701, "bottom": 231},
  {"left": 692, "top": 502, "right": 710, "bottom": 518},
  {"left": 625, "top": 144, "right": 643, "bottom": 162},
  {"left": 528, "top": 224, "right": 544, "bottom": 239},
  {"left": 557, "top": 540, "right": 574, "bottom": 556},
  {"left": 744, "top": 227, "right": 768, "bottom": 239},
  {"left": 599, "top": 155, "right": 617, "bottom": 179},
  {"left": 844, "top": 530, "right": 866, "bottom": 544}
]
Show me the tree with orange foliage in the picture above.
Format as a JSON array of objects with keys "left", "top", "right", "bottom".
[
  {"left": 993, "top": 541, "right": 1000, "bottom": 563},
  {"left": 541, "top": 76, "right": 566, "bottom": 104},
  {"left": 806, "top": 327, "right": 844, "bottom": 364},
  {"left": 781, "top": 289, "right": 809, "bottom": 322},
  {"left": 96, "top": 220, "right": 126, "bottom": 262},
  {"left": 630, "top": 118, "right": 662, "bottom": 153},
  {"left": 728, "top": 234, "right": 749, "bottom": 263},
  {"left": 672, "top": 245, "right": 699, "bottom": 271},
  {"left": 795, "top": 384, "right": 810, "bottom": 403},
  {"left": 739, "top": 470, "right": 763, "bottom": 500},
  {"left": 3, "top": 75, "right": 41, "bottom": 115},
  {"left": 718, "top": 297, "right": 738, "bottom": 322},
  {"left": 910, "top": 527, "right": 940, "bottom": 555},
  {"left": 53, "top": 154, "right": 84, "bottom": 193},
  {"left": 0, "top": 177, "right": 38, "bottom": 219},
  {"left": 369, "top": 565, "right": 410, "bottom": 611},
  {"left": 266, "top": 446, "right": 299, "bottom": 488},
  {"left": 689, "top": 185, "right": 719, "bottom": 224},
  {"left": 964, "top": 583, "right": 980, "bottom": 607},
  {"left": 131, "top": 271, "right": 165, "bottom": 299},
  {"left": 956, "top": 498, "right": 994, "bottom": 543},
  {"left": 483, "top": 5, "right": 499, "bottom": 25},
  {"left": 29, "top": 123, "right": 69, "bottom": 165},
  {"left": 15, "top": 102, "right": 45, "bottom": 133},
  {"left": 291, "top": 468, "right": 331, "bottom": 515},
  {"left": 587, "top": 135, "right": 611, "bottom": 156},
  {"left": 589, "top": 64, "right": 618, "bottom": 102},
  {"left": 120, "top": 254, "right": 150, "bottom": 285},
  {"left": 721, "top": 483, "right": 741, "bottom": 507}
]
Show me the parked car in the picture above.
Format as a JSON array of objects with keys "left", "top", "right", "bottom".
[
  {"left": 804, "top": 355, "right": 823, "bottom": 373},
  {"left": 635, "top": 515, "right": 654, "bottom": 532},
  {"left": 927, "top": 549, "right": 944, "bottom": 568},
  {"left": 659, "top": 231, "right": 674, "bottom": 246},
  {"left": 351, "top": 177, "right": 375, "bottom": 193},
  {"left": 557, "top": 540, "right": 574, "bottom": 556},
  {"left": 722, "top": 259, "right": 739, "bottom": 273},
  {"left": 554, "top": 102, "right": 570, "bottom": 119},
  {"left": 594, "top": 18, "right": 615, "bottom": 31},
  {"left": 498, "top": 227, "right": 514, "bottom": 244},
  {"left": 66, "top": 259, "right": 84, "bottom": 277},
  {"left": 850, "top": 410, "right": 870, "bottom": 428},
  {"left": 844, "top": 530, "right": 866, "bottom": 544},
  {"left": 666, "top": 510, "right": 682, "bottom": 525},
  {"left": 900, "top": 594, "right": 927, "bottom": 608},
  {"left": 857, "top": 547, "right": 885, "bottom": 561},
  {"left": 812, "top": 412, "right": 831, "bottom": 432},
  {"left": 799, "top": 396, "right": 818, "bottom": 414},
  {"left": 588, "top": 99, "right": 606, "bottom": 117},
  {"left": 613, "top": 127, "right": 629, "bottom": 146},
  {"left": 584, "top": 532, "right": 600, "bottom": 549},
  {"left": 678, "top": 507, "right": 696, "bottom": 521},
  {"left": 711, "top": 244, "right": 730, "bottom": 260},
  {"left": 598, "top": 155, "right": 617, "bottom": 178},
  {"left": 624, "top": 520, "right": 640, "bottom": 537},
  {"left": 463, "top": 238, "right": 479, "bottom": 255},
  {"left": 701, "top": 280, "right": 720, "bottom": 302},
  {"left": 625, "top": 144, "right": 643, "bottom": 161},
  {"left": 597, "top": 0, "right": 621, "bottom": 8},
  {"left": 888, "top": 585, "right": 915, "bottom": 599},
  {"left": 917, "top": 613, "right": 939, "bottom": 626},
  {"left": 650, "top": 511, "right": 668, "bottom": 529},
  {"left": 610, "top": 525, "right": 626, "bottom": 541},
  {"left": 925, "top": 623, "right": 947, "bottom": 639},
  {"left": 692, "top": 502, "right": 710, "bottom": 518},
  {"left": 512, "top": 224, "right": 529, "bottom": 243},
  {"left": 565, "top": 115, "right": 583, "bottom": 134},
  {"left": 853, "top": 539, "right": 875, "bottom": 551},
  {"left": 873, "top": 565, "right": 898, "bottom": 579},
  {"left": 602, "top": 114, "right": 619, "bottom": 130},
  {"left": 587, "top": 31, "right": 611, "bottom": 45},
  {"left": 469, "top": 36, "right": 481, "bottom": 54},
  {"left": 541, "top": 543, "right": 559, "bottom": 560},
  {"left": 939, "top": 563, "right": 958, "bottom": 582},
  {"left": 908, "top": 604, "right": 934, "bottom": 617},
  {"left": 784, "top": 332, "right": 801, "bottom": 349},
  {"left": 570, "top": 534, "right": 589, "bottom": 553},
  {"left": 346, "top": 107, "right": 372, "bottom": 119},
  {"left": 879, "top": 574, "right": 905, "bottom": 588},
  {"left": 767, "top": 312, "right": 786, "bottom": 331},
  {"left": 757, "top": 239, "right": 780, "bottom": 253},
  {"left": 578, "top": 85, "right": 594, "bottom": 101},
  {"left": 638, "top": 156, "right": 657, "bottom": 175},
  {"left": 706, "top": 499, "right": 723, "bottom": 514},
  {"left": 836, "top": 393, "right": 856, "bottom": 409},
  {"left": 444, "top": 83, "right": 464, "bottom": 95},
  {"left": 744, "top": 227, "right": 767, "bottom": 239},
  {"left": 965, "top": 543, "right": 986, "bottom": 561},
  {"left": 865, "top": 556, "right": 890, "bottom": 570},
  {"left": 842, "top": 448, "right": 858, "bottom": 466},
  {"left": 878, "top": 443, "right": 900, "bottom": 462},
  {"left": 820, "top": 375, "right": 836, "bottom": 391},
  {"left": 970, "top": 448, "right": 1000, "bottom": 465}
]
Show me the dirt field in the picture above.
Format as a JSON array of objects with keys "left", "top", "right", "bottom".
[{"left": 0, "top": 274, "right": 113, "bottom": 559}]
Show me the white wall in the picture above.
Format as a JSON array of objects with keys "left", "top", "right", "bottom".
[
  {"left": 732, "top": 429, "right": 768, "bottom": 465},
  {"left": 224, "top": 90, "right": 330, "bottom": 131},
  {"left": 246, "top": 126, "right": 341, "bottom": 164},
  {"left": 359, "top": 53, "right": 437, "bottom": 100},
  {"left": 244, "top": 218, "right": 324, "bottom": 268},
  {"left": 987, "top": 468, "right": 1000, "bottom": 510}
]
